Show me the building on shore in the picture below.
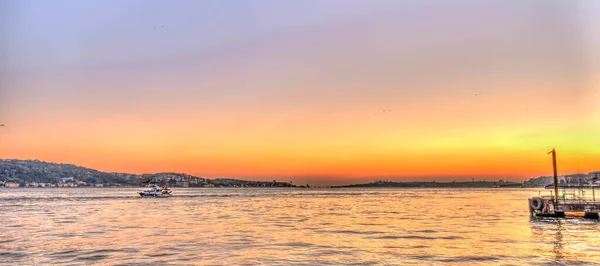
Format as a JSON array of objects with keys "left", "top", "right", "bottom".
[
  {"left": 523, "top": 176, "right": 553, "bottom": 187},
  {"left": 61, "top": 177, "right": 75, "bottom": 183},
  {"left": 565, "top": 174, "right": 589, "bottom": 185},
  {"left": 5, "top": 181, "right": 20, "bottom": 188},
  {"left": 590, "top": 171, "right": 600, "bottom": 181},
  {"left": 176, "top": 181, "right": 189, "bottom": 187}
]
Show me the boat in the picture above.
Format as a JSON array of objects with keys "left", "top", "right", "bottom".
[
  {"left": 138, "top": 184, "right": 172, "bottom": 198},
  {"left": 529, "top": 149, "right": 600, "bottom": 219}
]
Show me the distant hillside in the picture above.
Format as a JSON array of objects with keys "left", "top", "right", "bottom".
[
  {"left": 0, "top": 159, "right": 294, "bottom": 188},
  {"left": 331, "top": 180, "right": 522, "bottom": 188},
  {"left": 0, "top": 159, "right": 136, "bottom": 185}
]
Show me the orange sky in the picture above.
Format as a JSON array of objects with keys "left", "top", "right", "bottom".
[{"left": 1, "top": 1, "right": 599, "bottom": 185}]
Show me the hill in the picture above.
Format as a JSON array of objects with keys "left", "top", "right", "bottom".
[
  {"left": 0, "top": 159, "right": 293, "bottom": 188},
  {"left": 331, "top": 180, "right": 522, "bottom": 188}
]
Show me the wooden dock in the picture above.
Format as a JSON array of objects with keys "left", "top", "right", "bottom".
[{"left": 528, "top": 149, "right": 600, "bottom": 219}]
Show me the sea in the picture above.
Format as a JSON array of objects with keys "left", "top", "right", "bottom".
[{"left": 1, "top": 188, "right": 599, "bottom": 265}]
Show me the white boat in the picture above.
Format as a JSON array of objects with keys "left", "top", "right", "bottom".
[{"left": 138, "top": 184, "right": 172, "bottom": 198}]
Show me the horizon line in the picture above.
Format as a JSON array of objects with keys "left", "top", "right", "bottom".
[{"left": 1, "top": 157, "right": 589, "bottom": 186}]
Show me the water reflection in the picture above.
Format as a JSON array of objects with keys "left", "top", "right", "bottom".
[
  {"left": 2, "top": 188, "right": 600, "bottom": 265},
  {"left": 529, "top": 217, "right": 600, "bottom": 265},
  {"left": 553, "top": 220, "right": 564, "bottom": 261}
]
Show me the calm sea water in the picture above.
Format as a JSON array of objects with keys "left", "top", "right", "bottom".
[{"left": 1, "top": 188, "right": 599, "bottom": 265}]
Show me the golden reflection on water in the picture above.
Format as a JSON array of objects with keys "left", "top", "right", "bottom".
[{"left": 1, "top": 188, "right": 600, "bottom": 265}]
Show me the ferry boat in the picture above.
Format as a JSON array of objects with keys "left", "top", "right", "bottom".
[
  {"left": 138, "top": 184, "right": 172, "bottom": 198},
  {"left": 529, "top": 149, "right": 600, "bottom": 219}
]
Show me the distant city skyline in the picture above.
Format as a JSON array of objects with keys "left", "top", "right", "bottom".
[{"left": 1, "top": 0, "right": 599, "bottom": 186}]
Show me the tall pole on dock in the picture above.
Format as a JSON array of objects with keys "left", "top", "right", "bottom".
[{"left": 549, "top": 149, "right": 559, "bottom": 204}]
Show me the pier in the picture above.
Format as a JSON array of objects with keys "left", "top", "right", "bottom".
[{"left": 529, "top": 149, "right": 600, "bottom": 219}]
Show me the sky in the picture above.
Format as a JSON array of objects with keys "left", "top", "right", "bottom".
[{"left": 1, "top": 0, "right": 599, "bottom": 185}]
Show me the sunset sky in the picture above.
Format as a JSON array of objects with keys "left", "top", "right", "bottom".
[{"left": 1, "top": 0, "right": 599, "bottom": 185}]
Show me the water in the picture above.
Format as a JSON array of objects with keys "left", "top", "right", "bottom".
[{"left": 1, "top": 188, "right": 599, "bottom": 265}]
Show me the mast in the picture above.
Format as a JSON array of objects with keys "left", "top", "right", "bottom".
[{"left": 548, "top": 149, "right": 559, "bottom": 204}]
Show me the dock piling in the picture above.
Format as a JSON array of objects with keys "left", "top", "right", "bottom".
[{"left": 549, "top": 149, "right": 559, "bottom": 205}]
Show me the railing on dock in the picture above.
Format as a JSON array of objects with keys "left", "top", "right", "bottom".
[
  {"left": 542, "top": 187, "right": 600, "bottom": 213},
  {"left": 540, "top": 187, "right": 600, "bottom": 204},
  {"left": 557, "top": 186, "right": 599, "bottom": 202}
]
